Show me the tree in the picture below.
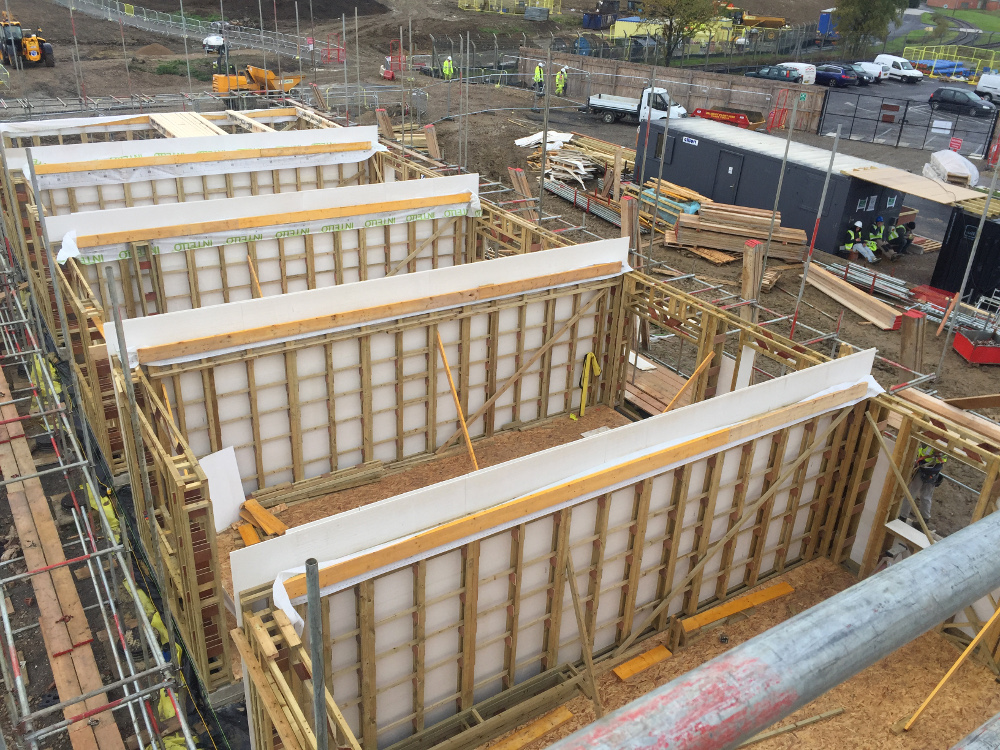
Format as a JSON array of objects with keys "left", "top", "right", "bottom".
[
  {"left": 833, "top": 0, "right": 909, "bottom": 57},
  {"left": 642, "top": 0, "right": 716, "bottom": 66},
  {"left": 933, "top": 15, "right": 951, "bottom": 42}
]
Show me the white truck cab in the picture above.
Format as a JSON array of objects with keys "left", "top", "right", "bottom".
[{"left": 586, "top": 87, "right": 687, "bottom": 124}]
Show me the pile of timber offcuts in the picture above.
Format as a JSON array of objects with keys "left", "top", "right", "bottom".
[
  {"left": 527, "top": 146, "right": 601, "bottom": 186},
  {"left": 674, "top": 208, "right": 807, "bottom": 263}
]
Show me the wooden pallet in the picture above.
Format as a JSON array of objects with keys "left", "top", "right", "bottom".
[
  {"left": 683, "top": 246, "right": 741, "bottom": 265},
  {"left": 911, "top": 235, "right": 942, "bottom": 254}
]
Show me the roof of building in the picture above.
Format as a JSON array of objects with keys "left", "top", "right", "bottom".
[
  {"left": 654, "top": 116, "right": 884, "bottom": 174},
  {"left": 653, "top": 117, "right": 985, "bottom": 205}
]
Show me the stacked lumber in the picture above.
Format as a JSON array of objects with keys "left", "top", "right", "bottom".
[
  {"left": 643, "top": 177, "right": 709, "bottom": 204},
  {"left": 250, "top": 460, "right": 385, "bottom": 509},
  {"left": 571, "top": 132, "right": 637, "bottom": 172},
  {"left": 804, "top": 265, "right": 902, "bottom": 330},
  {"left": 675, "top": 213, "right": 806, "bottom": 262},
  {"left": 620, "top": 183, "right": 687, "bottom": 230},
  {"left": 700, "top": 204, "right": 780, "bottom": 228},
  {"left": 391, "top": 122, "right": 427, "bottom": 148}
]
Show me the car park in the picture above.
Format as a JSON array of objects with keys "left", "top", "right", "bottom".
[
  {"left": 874, "top": 54, "right": 923, "bottom": 83},
  {"left": 815, "top": 64, "right": 857, "bottom": 87},
  {"left": 854, "top": 61, "right": 889, "bottom": 82},
  {"left": 928, "top": 87, "right": 997, "bottom": 116},
  {"left": 777, "top": 62, "right": 816, "bottom": 84},
  {"left": 744, "top": 65, "right": 803, "bottom": 84},
  {"left": 976, "top": 73, "right": 1000, "bottom": 102}
]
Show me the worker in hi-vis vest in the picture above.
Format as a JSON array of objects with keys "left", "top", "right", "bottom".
[
  {"left": 842, "top": 220, "right": 878, "bottom": 263},
  {"left": 555, "top": 67, "right": 567, "bottom": 95},
  {"left": 533, "top": 61, "right": 544, "bottom": 92},
  {"left": 443, "top": 56, "right": 454, "bottom": 80}
]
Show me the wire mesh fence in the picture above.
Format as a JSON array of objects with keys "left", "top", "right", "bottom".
[{"left": 818, "top": 89, "right": 1000, "bottom": 158}]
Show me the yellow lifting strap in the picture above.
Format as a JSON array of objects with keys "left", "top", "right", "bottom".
[
  {"left": 86, "top": 483, "right": 120, "bottom": 543},
  {"left": 573, "top": 352, "right": 602, "bottom": 420}
]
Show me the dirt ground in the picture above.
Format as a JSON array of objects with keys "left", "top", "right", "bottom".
[{"left": 482, "top": 558, "right": 1000, "bottom": 750}]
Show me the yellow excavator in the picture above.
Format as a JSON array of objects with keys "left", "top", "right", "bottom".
[
  {"left": 0, "top": 12, "right": 54, "bottom": 68},
  {"left": 212, "top": 64, "right": 300, "bottom": 94}
]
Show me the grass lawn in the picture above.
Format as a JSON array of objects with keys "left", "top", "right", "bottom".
[{"left": 941, "top": 9, "right": 1000, "bottom": 33}]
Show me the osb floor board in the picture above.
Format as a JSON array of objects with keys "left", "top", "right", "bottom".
[
  {"left": 218, "top": 406, "right": 632, "bottom": 601},
  {"left": 624, "top": 363, "right": 691, "bottom": 414},
  {"left": 479, "top": 558, "right": 1000, "bottom": 750}
]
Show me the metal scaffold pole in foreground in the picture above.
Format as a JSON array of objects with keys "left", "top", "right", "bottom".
[{"left": 546, "top": 508, "right": 1000, "bottom": 750}]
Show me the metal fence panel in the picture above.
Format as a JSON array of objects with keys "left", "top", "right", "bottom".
[{"left": 818, "top": 89, "right": 998, "bottom": 158}]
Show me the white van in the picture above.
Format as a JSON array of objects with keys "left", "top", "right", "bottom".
[
  {"left": 855, "top": 61, "right": 890, "bottom": 82},
  {"left": 874, "top": 54, "right": 923, "bottom": 83},
  {"left": 976, "top": 73, "right": 1000, "bottom": 102},
  {"left": 777, "top": 62, "right": 816, "bottom": 85}
]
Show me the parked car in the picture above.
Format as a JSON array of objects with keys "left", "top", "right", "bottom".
[
  {"left": 854, "top": 61, "right": 889, "bottom": 82},
  {"left": 874, "top": 54, "right": 923, "bottom": 83},
  {"left": 815, "top": 64, "right": 857, "bottom": 87},
  {"left": 835, "top": 62, "right": 874, "bottom": 85},
  {"left": 929, "top": 87, "right": 997, "bottom": 116},
  {"left": 976, "top": 72, "right": 1000, "bottom": 102},
  {"left": 744, "top": 65, "right": 802, "bottom": 84},
  {"left": 777, "top": 62, "right": 816, "bottom": 84}
]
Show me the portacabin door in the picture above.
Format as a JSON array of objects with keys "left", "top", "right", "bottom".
[{"left": 713, "top": 150, "right": 743, "bottom": 204}]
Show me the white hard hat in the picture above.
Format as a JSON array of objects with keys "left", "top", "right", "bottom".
[
  {"left": 854, "top": 221, "right": 863, "bottom": 228},
  {"left": 539, "top": 62, "right": 544, "bottom": 66},
  {"left": 562, "top": 66, "right": 567, "bottom": 70},
  {"left": 447, "top": 55, "right": 452, "bottom": 60}
]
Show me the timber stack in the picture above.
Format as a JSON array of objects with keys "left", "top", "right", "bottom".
[{"left": 675, "top": 206, "right": 808, "bottom": 262}]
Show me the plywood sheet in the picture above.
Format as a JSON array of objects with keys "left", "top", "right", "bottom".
[{"left": 842, "top": 166, "right": 982, "bottom": 205}]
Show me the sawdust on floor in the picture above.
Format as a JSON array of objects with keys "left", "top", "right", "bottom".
[
  {"left": 480, "top": 557, "right": 1000, "bottom": 750},
  {"left": 218, "top": 406, "right": 632, "bottom": 601}
]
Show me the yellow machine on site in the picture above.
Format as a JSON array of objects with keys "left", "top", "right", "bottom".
[
  {"left": 0, "top": 12, "right": 54, "bottom": 68},
  {"left": 212, "top": 64, "right": 301, "bottom": 94}
]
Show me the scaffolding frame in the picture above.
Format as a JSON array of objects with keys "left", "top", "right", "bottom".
[{"left": 0, "top": 246, "right": 196, "bottom": 750}]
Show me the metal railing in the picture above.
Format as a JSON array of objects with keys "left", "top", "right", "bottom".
[{"left": 48, "top": 0, "right": 311, "bottom": 59}]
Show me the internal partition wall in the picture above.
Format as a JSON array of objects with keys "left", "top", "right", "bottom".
[
  {"left": 231, "top": 353, "right": 882, "bottom": 750},
  {"left": 111, "top": 241, "right": 629, "bottom": 494}
]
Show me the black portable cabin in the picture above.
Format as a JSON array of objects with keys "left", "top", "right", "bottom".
[
  {"left": 636, "top": 118, "right": 904, "bottom": 254},
  {"left": 932, "top": 211, "right": 1000, "bottom": 302}
]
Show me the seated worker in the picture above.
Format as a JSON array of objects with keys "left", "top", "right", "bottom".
[
  {"left": 889, "top": 221, "right": 916, "bottom": 255},
  {"left": 842, "top": 220, "right": 878, "bottom": 263},
  {"left": 869, "top": 215, "right": 899, "bottom": 261}
]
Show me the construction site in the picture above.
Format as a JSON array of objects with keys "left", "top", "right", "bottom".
[{"left": 0, "top": 0, "right": 999, "bottom": 748}]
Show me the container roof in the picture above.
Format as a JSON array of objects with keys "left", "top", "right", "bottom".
[
  {"left": 655, "top": 117, "right": 884, "bottom": 174},
  {"left": 656, "top": 117, "right": 983, "bottom": 205}
]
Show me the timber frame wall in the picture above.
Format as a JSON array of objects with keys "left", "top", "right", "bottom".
[
  {"left": 232, "top": 274, "right": 1000, "bottom": 750},
  {"left": 141, "top": 272, "right": 622, "bottom": 493},
  {"left": 0, "top": 108, "right": 572, "bottom": 693}
]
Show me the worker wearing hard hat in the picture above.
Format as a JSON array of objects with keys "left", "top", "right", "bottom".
[
  {"left": 443, "top": 55, "right": 454, "bottom": 81},
  {"left": 555, "top": 66, "right": 567, "bottom": 95},
  {"left": 533, "top": 61, "right": 544, "bottom": 92},
  {"left": 843, "top": 220, "right": 878, "bottom": 263},
  {"left": 869, "top": 215, "right": 898, "bottom": 261}
]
